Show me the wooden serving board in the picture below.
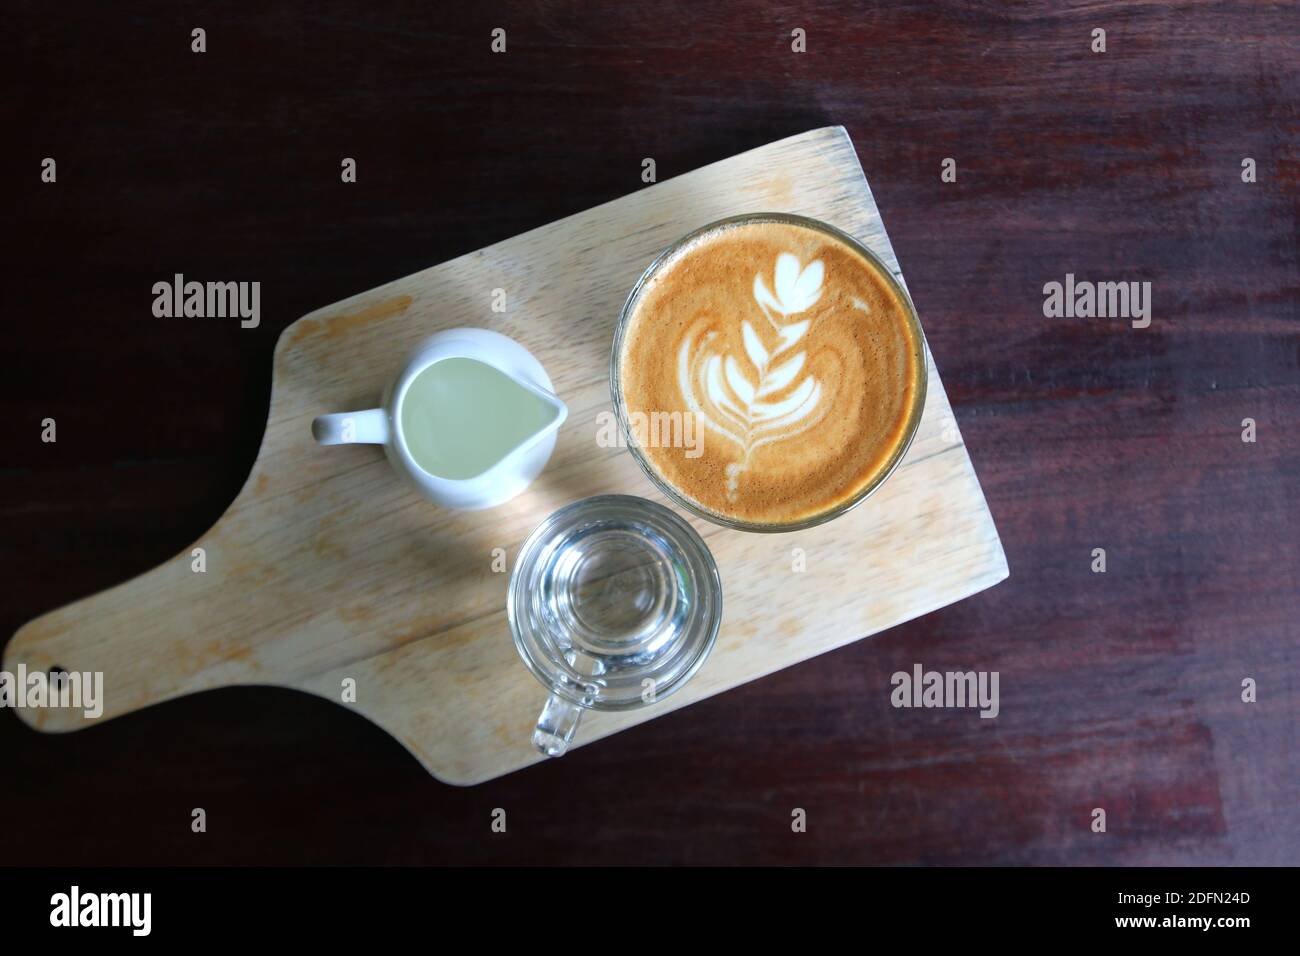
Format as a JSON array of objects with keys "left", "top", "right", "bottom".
[{"left": 5, "top": 127, "right": 1007, "bottom": 785}]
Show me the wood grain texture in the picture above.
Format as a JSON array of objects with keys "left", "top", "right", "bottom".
[
  {"left": 1, "top": 0, "right": 1295, "bottom": 863},
  {"left": 4, "top": 127, "right": 1008, "bottom": 784}
]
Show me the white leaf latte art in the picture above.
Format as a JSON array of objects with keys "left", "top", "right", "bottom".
[{"left": 677, "top": 252, "right": 828, "bottom": 499}]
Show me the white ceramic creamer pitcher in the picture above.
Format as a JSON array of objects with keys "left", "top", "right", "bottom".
[{"left": 312, "top": 328, "right": 567, "bottom": 510}]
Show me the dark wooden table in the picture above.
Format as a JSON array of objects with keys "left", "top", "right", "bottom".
[{"left": 3, "top": 1, "right": 1296, "bottom": 866}]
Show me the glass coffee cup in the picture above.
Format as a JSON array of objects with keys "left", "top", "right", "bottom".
[{"left": 610, "top": 212, "right": 928, "bottom": 533}]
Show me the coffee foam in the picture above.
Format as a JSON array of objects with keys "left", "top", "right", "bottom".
[{"left": 618, "top": 219, "right": 923, "bottom": 527}]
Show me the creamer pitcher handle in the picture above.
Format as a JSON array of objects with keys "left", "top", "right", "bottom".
[{"left": 311, "top": 408, "right": 390, "bottom": 445}]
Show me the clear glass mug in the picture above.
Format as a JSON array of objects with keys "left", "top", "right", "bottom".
[{"left": 508, "top": 495, "right": 722, "bottom": 757}]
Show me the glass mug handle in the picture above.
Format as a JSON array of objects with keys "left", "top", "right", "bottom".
[{"left": 533, "top": 692, "right": 584, "bottom": 757}]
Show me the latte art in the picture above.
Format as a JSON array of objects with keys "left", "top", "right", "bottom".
[
  {"left": 617, "top": 216, "right": 925, "bottom": 528},
  {"left": 678, "top": 252, "right": 830, "bottom": 498}
]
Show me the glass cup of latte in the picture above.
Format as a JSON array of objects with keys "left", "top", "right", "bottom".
[{"left": 611, "top": 212, "right": 928, "bottom": 533}]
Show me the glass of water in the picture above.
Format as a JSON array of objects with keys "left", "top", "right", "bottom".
[{"left": 508, "top": 494, "right": 723, "bottom": 757}]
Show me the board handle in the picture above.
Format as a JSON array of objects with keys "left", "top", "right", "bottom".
[{"left": 3, "top": 542, "right": 263, "bottom": 734}]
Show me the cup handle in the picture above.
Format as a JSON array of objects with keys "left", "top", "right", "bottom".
[
  {"left": 532, "top": 692, "right": 584, "bottom": 757},
  {"left": 312, "top": 408, "right": 389, "bottom": 445}
]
